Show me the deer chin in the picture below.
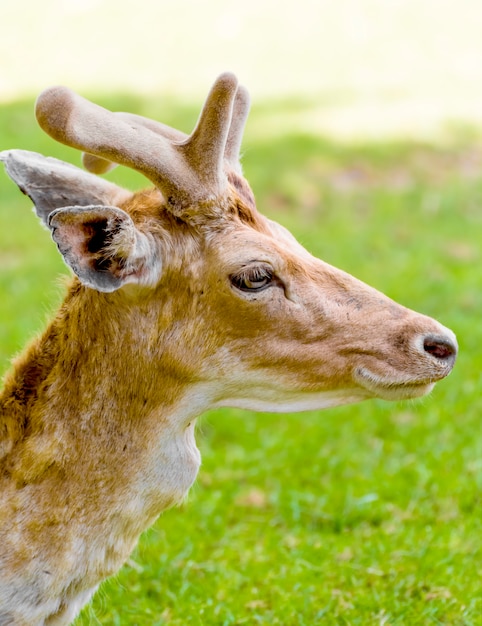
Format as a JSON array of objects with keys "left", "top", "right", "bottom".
[
  {"left": 217, "top": 387, "right": 372, "bottom": 413},
  {"left": 353, "top": 367, "right": 436, "bottom": 401}
]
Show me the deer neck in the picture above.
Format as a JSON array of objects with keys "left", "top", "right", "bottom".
[{"left": 0, "top": 279, "right": 208, "bottom": 506}]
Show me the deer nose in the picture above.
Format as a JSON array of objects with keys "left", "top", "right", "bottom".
[{"left": 423, "top": 334, "right": 458, "bottom": 364}]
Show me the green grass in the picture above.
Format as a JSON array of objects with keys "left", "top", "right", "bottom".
[{"left": 1, "top": 93, "right": 481, "bottom": 625}]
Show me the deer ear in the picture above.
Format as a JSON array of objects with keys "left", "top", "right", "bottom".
[
  {"left": 0, "top": 150, "right": 130, "bottom": 226},
  {"left": 48, "top": 205, "right": 161, "bottom": 292}
]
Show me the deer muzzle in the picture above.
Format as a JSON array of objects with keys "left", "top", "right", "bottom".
[{"left": 353, "top": 319, "right": 457, "bottom": 401}]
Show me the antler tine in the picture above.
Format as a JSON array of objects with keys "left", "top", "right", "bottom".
[
  {"left": 35, "top": 73, "right": 240, "bottom": 212},
  {"left": 224, "top": 85, "right": 251, "bottom": 173},
  {"left": 82, "top": 153, "right": 117, "bottom": 175},
  {"left": 180, "top": 72, "right": 239, "bottom": 187}
]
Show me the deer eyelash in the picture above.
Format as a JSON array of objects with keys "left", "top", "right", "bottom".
[{"left": 230, "top": 265, "right": 274, "bottom": 292}]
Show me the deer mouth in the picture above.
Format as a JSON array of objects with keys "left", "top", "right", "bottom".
[
  {"left": 352, "top": 327, "right": 457, "bottom": 401},
  {"left": 353, "top": 367, "right": 437, "bottom": 401}
]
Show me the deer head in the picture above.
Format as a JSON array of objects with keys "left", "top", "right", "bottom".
[{"left": 1, "top": 73, "right": 456, "bottom": 415}]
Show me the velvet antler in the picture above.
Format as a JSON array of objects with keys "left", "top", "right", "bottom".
[
  {"left": 81, "top": 84, "right": 251, "bottom": 178},
  {"left": 35, "top": 73, "right": 250, "bottom": 214}
]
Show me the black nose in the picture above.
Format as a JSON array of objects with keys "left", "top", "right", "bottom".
[{"left": 423, "top": 335, "right": 458, "bottom": 362}]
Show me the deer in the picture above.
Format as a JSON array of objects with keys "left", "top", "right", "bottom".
[{"left": 0, "top": 73, "right": 457, "bottom": 625}]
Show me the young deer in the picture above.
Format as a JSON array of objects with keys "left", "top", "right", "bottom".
[{"left": 0, "top": 73, "right": 457, "bottom": 625}]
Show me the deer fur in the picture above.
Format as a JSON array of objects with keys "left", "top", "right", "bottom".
[{"left": 0, "top": 73, "right": 457, "bottom": 625}]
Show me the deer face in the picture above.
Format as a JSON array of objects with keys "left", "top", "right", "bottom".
[
  {"left": 0, "top": 73, "right": 457, "bottom": 415},
  {"left": 172, "top": 193, "right": 456, "bottom": 412}
]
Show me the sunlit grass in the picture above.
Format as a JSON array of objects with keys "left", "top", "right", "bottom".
[{"left": 0, "top": 90, "right": 481, "bottom": 625}]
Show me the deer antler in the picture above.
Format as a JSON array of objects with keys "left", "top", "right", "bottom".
[
  {"left": 35, "top": 73, "right": 249, "bottom": 214},
  {"left": 81, "top": 115, "right": 189, "bottom": 175},
  {"left": 224, "top": 83, "right": 250, "bottom": 174},
  {"left": 81, "top": 84, "right": 251, "bottom": 177}
]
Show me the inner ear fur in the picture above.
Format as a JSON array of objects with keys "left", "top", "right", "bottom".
[{"left": 49, "top": 205, "right": 159, "bottom": 292}]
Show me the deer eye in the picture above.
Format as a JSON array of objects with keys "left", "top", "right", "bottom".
[{"left": 231, "top": 265, "right": 274, "bottom": 292}]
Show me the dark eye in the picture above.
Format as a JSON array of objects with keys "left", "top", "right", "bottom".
[{"left": 231, "top": 265, "right": 274, "bottom": 292}]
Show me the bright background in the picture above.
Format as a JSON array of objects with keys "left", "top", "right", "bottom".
[
  {"left": 3, "top": 0, "right": 482, "bottom": 140},
  {"left": 1, "top": 1, "right": 482, "bottom": 624}
]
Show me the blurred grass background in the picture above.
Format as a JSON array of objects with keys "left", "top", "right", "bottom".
[{"left": 1, "top": 1, "right": 482, "bottom": 624}]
